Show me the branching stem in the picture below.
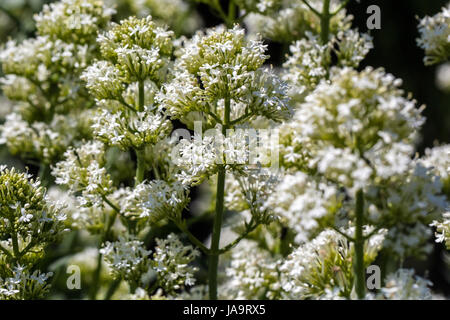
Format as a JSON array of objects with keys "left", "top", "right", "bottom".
[{"left": 354, "top": 189, "right": 366, "bottom": 299}]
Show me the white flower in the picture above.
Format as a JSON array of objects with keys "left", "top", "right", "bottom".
[
  {"left": 222, "top": 240, "right": 280, "bottom": 300},
  {"left": 101, "top": 236, "right": 152, "bottom": 284},
  {"left": 417, "top": 3, "right": 450, "bottom": 65},
  {"left": 153, "top": 233, "right": 199, "bottom": 293},
  {"left": 265, "top": 171, "right": 341, "bottom": 243},
  {"left": 91, "top": 106, "right": 172, "bottom": 150},
  {"left": 379, "top": 269, "right": 432, "bottom": 300},
  {"left": 81, "top": 60, "right": 124, "bottom": 100},
  {"left": 0, "top": 265, "right": 53, "bottom": 300},
  {"left": 52, "top": 141, "right": 114, "bottom": 207},
  {"left": 117, "top": 180, "right": 188, "bottom": 224}
]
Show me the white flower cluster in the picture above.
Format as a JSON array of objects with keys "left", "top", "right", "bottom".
[
  {"left": 101, "top": 236, "right": 152, "bottom": 285},
  {"left": 52, "top": 141, "right": 114, "bottom": 206},
  {"left": 279, "top": 228, "right": 386, "bottom": 299},
  {"left": 281, "top": 32, "right": 330, "bottom": 100},
  {"left": 47, "top": 186, "right": 114, "bottom": 234},
  {"left": 81, "top": 60, "right": 125, "bottom": 100},
  {"left": 282, "top": 29, "right": 373, "bottom": 102},
  {"left": 92, "top": 107, "right": 172, "bottom": 150},
  {"left": 81, "top": 15, "right": 175, "bottom": 151},
  {"left": 111, "top": 0, "right": 201, "bottom": 35},
  {"left": 244, "top": 0, "right": 352, "bottom": 43},
  {"left": 153, "top": 233, "right": 200, "bottom": 293},
  {"left": 222, "top": 240, "right": 280, "bottom": 299},
  {"left": 334, "top": 29, "right": 374, "bottom": 68},
  {"left": 417, "top": 3, "right": 450, "bottom": 65},
  {"left": 232, "top": 0, "right": 281, "bottom": 15},
  {"left": 159, "top": 26, "right": 291, "bottom": 125},
  {"left": 0, "top": 167, "right": 67, "bottom": 258},
  {"left": 35, "top": 0, "right": 115, "bottom": 44},
  {"left": 421, "top": 144, "right": 450, "bottom": 187},
  {"left": 379, "top": 269, "right": 432, "bottom": 300},
  {"left": 0, "top": 36, "right": 91, "bottom": 80},
  {"left": 367, "top": 163, "right": 447, "bottom": 259},
  {"left": 431, "top": 212, "right": 450, "bottom": 249},
  {"left": 0, "top": 113, "right": 78, "bottom": 164},
  {"left": 225, "top": 169, "right": 279, "bottom": 224},
  {"left": 0, "top": 265, "right": 53, "bottom": 300},
  {"left": 280, "top": 67, "right": 424, "bottom": 193},
  {"left": 97, "top": 15, "right": 174, "bottom": 83},
  {"left": 116, "top": 180, "right": 189, "bottom": 225},
  {"left": 265, "top": 172, "right": 341, "bottom": 243},
  {"left": 0, "top": 0, "right": 114, "bottom": 165}
]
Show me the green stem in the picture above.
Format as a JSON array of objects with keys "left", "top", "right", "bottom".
[
  {"left": 174, "top": 220, "right": 210, "bottom": 255},
  {"left": 320, "top": 0, "right": 331, "bottom": 44},
  {"left": 301, "top": 0, "right": 321, "bottom": 17},
  {"left": 138, "top": 80, "right": 145, "bottom": 112},
  {"left": 135, "top": 150, "right": 145, "bottom": 185},
  {"left": 212, "top": 0, "right": 230, "bottom": 26},
  {"left": 135, "top": 80, "right": 146, "bottom": 185},
  {"left": 91, "top": 199, "right": 118, "bottom": 300},
  {"left": 354, "top": 189, "right": 365, "bottom": 299},
  {"left": 11, "top": 233, "right": 19, "bottom": 259},
  {"left": 90, "top": 250, "right": 103, "bottom": 300},
  {"left": 228, "top": 0, "right": 236, "bottom": 23},
  {"left": 38, "top": 163, "right": 50, "bottom": 187},
  {"left": 218, "top": 220, "right": 257, "bottom": 254},
  {"left": 208, "top": 166, "right": 226, "bottom": 300},
  {"left": 208, "top": 95, "right": 230, "bottom": 300},
  {"left": 104, "top": 278, "right": 121, "bottom": 300},
  {"left": 0, "top": 244, "right": 12, "bottom": 258}
]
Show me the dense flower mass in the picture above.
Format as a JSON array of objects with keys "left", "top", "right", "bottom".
[
  {"left": 35, "top": 0, "right": 115, "bottom": 44},
  {"left": 244, "top": 0, "right": 352, "bottom": 43},
  {"left": 159, "top": 26, "right": 291, "bottom": 127},
  {"left": 279, "top": 228, "right": 386, "bottom": 299},
  {"left": 0, "top": 0, "right": 448, "bottom": 301},
  {"left": 417, "top": 3, "right": 450, "bottom": 65}
]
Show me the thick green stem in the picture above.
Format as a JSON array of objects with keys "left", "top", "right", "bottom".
[
  {"left": 208, "top": 96, "right": 230, "bottom": 300},
  {"left": 135, "top": 150, "right": 145, "bottom": 185},
  {"left": 208, "top": 166, "right": 226, "bottom": 300},
  {"left": 91, "top": 198, "right": 118, "bottom": 300},
  {"left": 354, "top": 189, "right": 365, "bottom": 299},
  {"left": 104, "top": 278, "right": 122, "bottom": 300},
  {"left": 138, "top": 80, "right": 145, "bottom": 112},
  {"left": 90, "top": 250, "right": 103, "bottom": 300},
  {"left": 135, "top": 80, "right": 146, "bottom": 185},
  {"left": 11, "top": 232, "right": 20, "bottom": 259},
  {"left": 320, "top": 0, "right": 331, "bottom": 44},
  {"left": 38, "top": 163, "right": 50, "bottom": 187}
]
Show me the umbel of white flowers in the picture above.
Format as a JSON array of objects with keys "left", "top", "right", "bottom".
[{"left": 0, "top": 166, "right": 67, "bottom": 299}]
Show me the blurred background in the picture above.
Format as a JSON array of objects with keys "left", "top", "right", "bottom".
[{"left": 0, "top": 0, "right": 449, "bottom": 297}]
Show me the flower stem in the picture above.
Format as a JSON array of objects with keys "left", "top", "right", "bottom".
[
  {"left": 208, "top": 166, "right": 226, "bottom": 300},
  {"left": 135, "top": 150, "right": 145, "bottom": 185},
  {"left": 11, "top": 232, "right": 20, "bottom": 259},
  {"left": 135, "top": 80, "right": 146, "bottom": 185},
  {"left": 320, "top": 0, "right": 331, "bottom": 44},
  {"left": 90, "top": 250, "right": 103, "bottom": 300},
  {"left": 138, "top": 80, "right": 145, "bottom": 112},
  {"left": 208, "top": 95, "right": 230, "bottom": 300},
  {"left": 354, "top": 189, "right": 365, "bottom": 299}
]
